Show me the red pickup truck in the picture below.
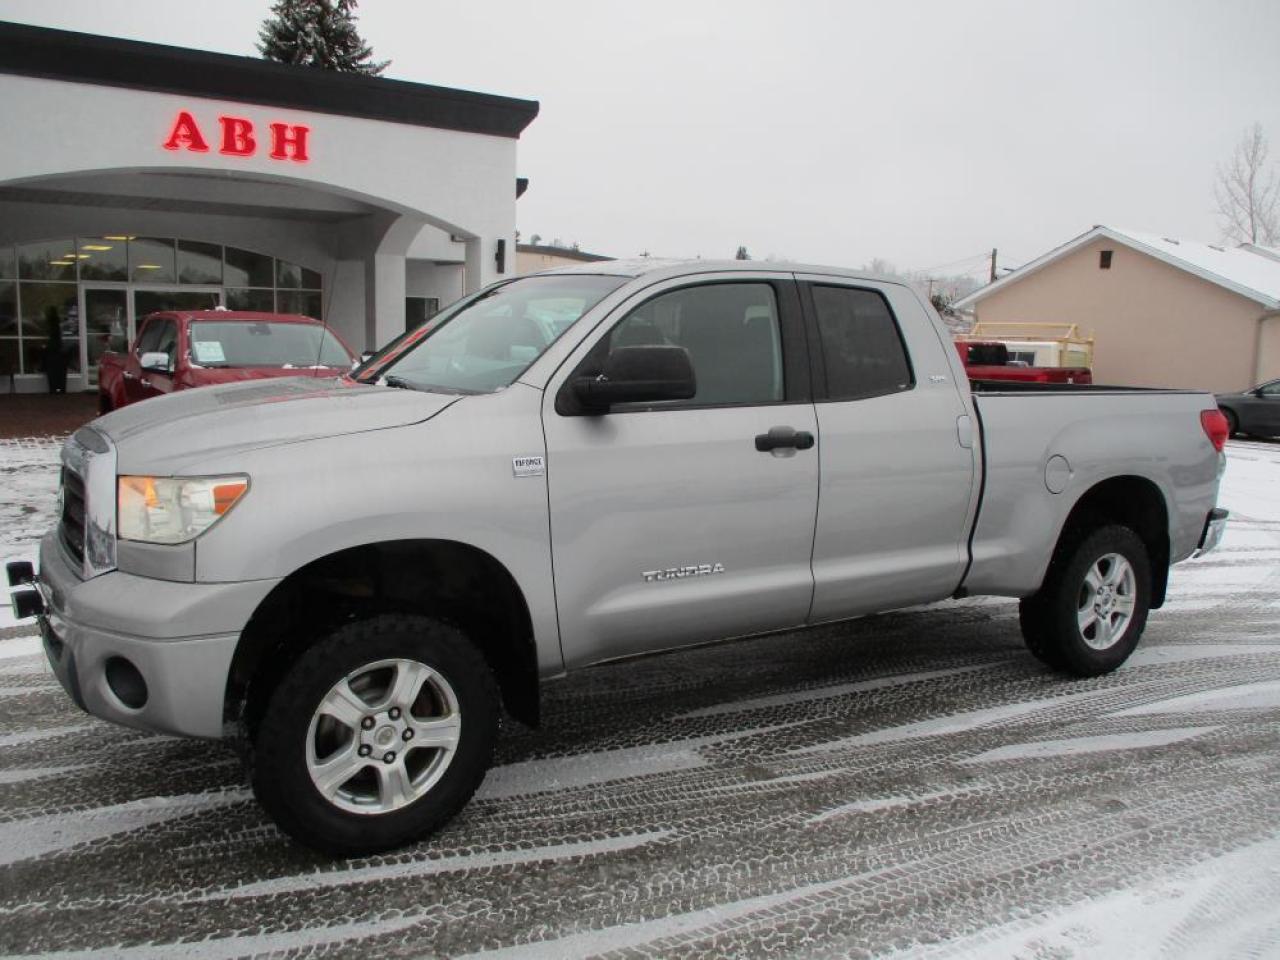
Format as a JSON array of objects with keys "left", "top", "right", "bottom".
[
  {"left": 98, "top": 310, "right": 356, "bottom": 412},
  {"left": 954, "top": 340, "right": 1093, "bottom": 385}
]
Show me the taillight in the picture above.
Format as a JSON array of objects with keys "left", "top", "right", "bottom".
[{"left": 1200, "top": 409, "right": 1229, "bottom": 452}]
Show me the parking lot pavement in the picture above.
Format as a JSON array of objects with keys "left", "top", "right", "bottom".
[{"left": 1, "top": 440, "right": 1278, "bottom": 959}]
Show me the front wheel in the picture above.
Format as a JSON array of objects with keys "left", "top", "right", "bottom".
[
  {"left": 1019, "top": 525, "right": 1151, "bottom": 677},
  {"left": 251, "top": 614, "right": 499, "bottom": 856}
]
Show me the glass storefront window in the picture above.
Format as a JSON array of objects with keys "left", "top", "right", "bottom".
[
  {"left": 225, "top": 247, "right": 274, "bottom": 287},
  {"left": 276, "top": 290, "right": 323, "bottom": 319},
  {"left": 17, "top": 239, "right": 77, "bottom": 281},
  {"left": 0, "top": 339, "right": 18, "bottom": 376},
  {"left": 24, "top": 336, "right": 79, "bottom": 376},
  {"left": 224, "top": 288, "right": 276, "bottom": 312},
  {"left": 275, "top": 259, "right": 322, "bottom": 290},
  {"left": 19, "top": 283, "right": 78, "bottom": 337},
  {"left": 178, "top": 241, "right": 223, "bottom": 284},
  {"left": 77, "top": 238, "right": 129, "bottom": 282},
  {"left": 0, "top": 237, "right": 325, "bottom": 384},
  {"left": 0, "top": 281, "right": 16, "bottom": 336},
  {"left": 129, "top": 237, "right": 177, "bottom": 283},
  {"left": 84, "top": 289, "right": 129, "bottom": 360}
]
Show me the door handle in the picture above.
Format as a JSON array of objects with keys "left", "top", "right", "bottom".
[{"left": 755, "top": 426, "right": 815, "bottom": 452}]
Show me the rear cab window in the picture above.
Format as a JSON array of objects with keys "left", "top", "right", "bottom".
[{"left": 808, "top": 285, "right": 914, "bottom": 401}]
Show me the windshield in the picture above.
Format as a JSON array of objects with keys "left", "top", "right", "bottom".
[
  {"left": 357, "top": 274, "right": 626, "bottom": 394},
  {"left": 189, "top": 321, "right": 352, "bottom": 368}
]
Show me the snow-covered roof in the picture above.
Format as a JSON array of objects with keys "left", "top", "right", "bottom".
[{"left": 954, "top": 226, "right": 1280, "bottom": 311}]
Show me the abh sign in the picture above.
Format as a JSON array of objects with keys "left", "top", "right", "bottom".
[{"left": 163, "top": 110, "right": 311, "bottom": 163}]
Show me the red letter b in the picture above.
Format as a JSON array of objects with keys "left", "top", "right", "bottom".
[{"left": 219, "top": 116, "right": 256, "bottom": 156}]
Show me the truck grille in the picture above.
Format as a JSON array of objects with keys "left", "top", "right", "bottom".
[{"left": 59, "top": 466, "right": 86, "bottom": 567}]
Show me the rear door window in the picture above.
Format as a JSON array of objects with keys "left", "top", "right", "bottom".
[{"left": 810, "top": 285, "right": 914, "bottom": 401}]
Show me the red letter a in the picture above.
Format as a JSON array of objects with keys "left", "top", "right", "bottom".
[{"left": 162, "top": 111, "right": 210, "bottom": 152}]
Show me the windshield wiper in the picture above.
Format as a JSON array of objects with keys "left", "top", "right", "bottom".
[{"left": 383, "top": 375, "right": 420, "bottom": 391}]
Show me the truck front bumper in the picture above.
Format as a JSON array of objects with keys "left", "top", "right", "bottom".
[{"left": 28, "top": 532, "right": 280, "bottom": 739}]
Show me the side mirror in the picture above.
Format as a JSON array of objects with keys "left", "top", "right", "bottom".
[
  {"left": 140, "top": 351, "right": 172, "bottom": 374},
  {"left": 571, "top": 345, "right": 696, "bottom": 412}
]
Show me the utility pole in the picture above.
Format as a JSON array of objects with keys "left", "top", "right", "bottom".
[{"left": 989, "top": 248, "right": 998, "bottom": 284}]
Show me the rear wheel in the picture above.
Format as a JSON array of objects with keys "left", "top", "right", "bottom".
[
  {"left": 251, "top": 614, "right": 499, "bottom": 856},
  {"left": 1019, "top": 525, "right": 1151, "bottom": 676}
]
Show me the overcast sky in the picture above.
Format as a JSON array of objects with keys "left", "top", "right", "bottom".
[{"left": 3, "top": 0, "right": 1278, "bottom": 280}]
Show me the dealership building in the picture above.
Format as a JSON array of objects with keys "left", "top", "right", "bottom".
[{"left": 0, "top": 21, "right": 538, "bottom": 392}]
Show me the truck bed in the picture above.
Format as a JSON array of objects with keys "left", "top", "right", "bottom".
[{"left": 961, "top": 385, "right": 1221, "bottom": 599}]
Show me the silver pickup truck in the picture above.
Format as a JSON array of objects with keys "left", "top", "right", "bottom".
[{"left": 9, "top": 260, "right": 1230, "bottom": 855}]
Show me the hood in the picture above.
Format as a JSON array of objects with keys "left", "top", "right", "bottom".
[{"left": 95, "top": 377, "right": 459, "bottom": 473}]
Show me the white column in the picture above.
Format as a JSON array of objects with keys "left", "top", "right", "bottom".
[
  {"left": 463, "top": 233, "right": 516, "bottom": 294},
  {"left": 364, "top": 253, "right": 406, "bottom": 350}
]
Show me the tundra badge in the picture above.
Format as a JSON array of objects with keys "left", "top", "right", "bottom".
[{"left": 643, "top": 563, "right": 726, "bottom": 583}]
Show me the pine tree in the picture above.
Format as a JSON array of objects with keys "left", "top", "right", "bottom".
[
  {"left": 735, "top": 245, "right": 751, "bottom": 260},
  {"left": 258, "top": 0, "right": 389, "bottom": 76}
]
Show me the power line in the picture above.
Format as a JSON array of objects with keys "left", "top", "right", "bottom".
[{"left": 915, "top": 251, "right": 990, "bottom": 274}]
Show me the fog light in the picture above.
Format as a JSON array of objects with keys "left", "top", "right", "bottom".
[{"left": 105, "top": 656, "right": 148, "bottom": 710}]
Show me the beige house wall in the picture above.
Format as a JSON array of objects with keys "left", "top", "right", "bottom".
[
  {"left": 517, "top": 249, "right": 605, "bottom": 274},
  {"left": 1260, "top": 314, "right": 1280, "bottom": 383},
  {"left": 971, "top": 237, "right": 1272, "bottom": 392}
]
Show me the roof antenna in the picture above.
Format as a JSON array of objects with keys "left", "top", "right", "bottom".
[{"left": 312, "top": 263, "right": 340, "bottom": 376}]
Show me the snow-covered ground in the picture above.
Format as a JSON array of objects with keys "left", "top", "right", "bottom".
[
  {"left": 0, "top": 437, "right": 61, "bottom": 631},
  {"left": 0, "top": 437, "right": 1277, "bottom": 959}
]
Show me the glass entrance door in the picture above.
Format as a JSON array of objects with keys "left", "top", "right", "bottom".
[
  {"left": 81, "top": 287, "right": 130, "bottom": 388},
  {"left": 133, "top": 287, "right": 221, "bottom": 319}
]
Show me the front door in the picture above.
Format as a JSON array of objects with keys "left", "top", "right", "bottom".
[
  {"left": 80, "top": 287, "right": 130, "bottom": 388},
  {"left": 543, "top": 275, "right": 820, "bottom": 669}
]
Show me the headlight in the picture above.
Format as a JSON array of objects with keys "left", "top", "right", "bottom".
[{"left": 118, "top": 475, "right": 249, "bottom": 544}]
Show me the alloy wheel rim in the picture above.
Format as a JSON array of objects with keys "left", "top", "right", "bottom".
[
  {"left": 1076, "top": 553, "right": 1137, "bottom": 650},
  {"left": 306, "top": 658, "right": 461, "bottom": 815}
]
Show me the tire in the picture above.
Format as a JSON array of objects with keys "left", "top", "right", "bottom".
[
  {"left": 1018, "top": 524, "right": 1151, "bottom": 677},
  {"left": 98, "top": 392, "right": 113, "bottom": 415},
  {"left": 1221, "top": 408, "right": 1238, "bottom": 438},
  {"left": 251, "top": 613, "right": 499, "bottom": 856}
]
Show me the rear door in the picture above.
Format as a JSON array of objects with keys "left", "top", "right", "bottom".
[
  {"left": 542, "top": 273, "right": 819, "bottom": 668},
  {"left": 797, "top": 278, "right": 978, "bottom": 621}
]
